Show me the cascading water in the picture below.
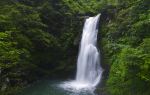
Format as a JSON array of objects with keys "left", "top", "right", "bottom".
[
  {"left": 76, "top": 13, "right": 102, "bottom": 86},
  {"left": 59, "top": 14, "right": 103, "bottom": 92}
]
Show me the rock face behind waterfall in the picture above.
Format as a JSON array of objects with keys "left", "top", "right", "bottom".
[{"left": 76, "top": 14, "right": 103, "bottom": 87}]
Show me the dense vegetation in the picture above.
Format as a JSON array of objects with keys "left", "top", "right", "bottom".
[
  {"left": 100, "top": 0, "right": 150, "bottom": 95},
  {"left": 0, "top": 0, "right": 149, "bottom": 95}
]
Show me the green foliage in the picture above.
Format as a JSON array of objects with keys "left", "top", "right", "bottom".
[
  {"left": 100, "top": 0, "right": 150, "bottom": 95},
  {"left": 107, "top": 47, "right": 150, "bottom": 95},
  {"left": 0, "top": 1, "right": 80, "bottom": 94},
  {"left": 0, "top": 32, "right": 29, "bottom": 94},
  {"left": 62, "top": 0, "right": 102, "bottom": 14},
  {"left": 138, "top": 38, "right": 150, "bottom": 82}
]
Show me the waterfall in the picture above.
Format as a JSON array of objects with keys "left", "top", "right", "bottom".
[
  {"left": 76, "top": 14, "right": 103, "bottom": 87},
  {"left": 59, "top": 14, "right": 103, "bottom": 91}
]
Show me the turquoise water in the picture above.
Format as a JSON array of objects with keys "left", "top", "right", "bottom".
[{"left": 18, "top": 80, "right": 97, "bottom": 95}]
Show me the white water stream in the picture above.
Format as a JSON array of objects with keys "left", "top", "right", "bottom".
[{"left": 60, "top": 14, "right": 103, "bottom": 92}]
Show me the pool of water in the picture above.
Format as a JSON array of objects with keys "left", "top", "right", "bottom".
[{"left": 17, "top": 80, "right": 98, "bottom": 95}]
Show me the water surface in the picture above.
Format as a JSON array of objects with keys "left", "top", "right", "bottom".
[{"left": 18, "top": 80, "right": 98, "bottom": 95}]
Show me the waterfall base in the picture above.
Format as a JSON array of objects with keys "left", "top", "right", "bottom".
[{"left": 59, "top": 80, "right": 96, "bottom": 92}]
